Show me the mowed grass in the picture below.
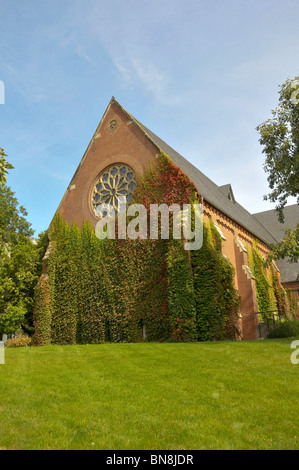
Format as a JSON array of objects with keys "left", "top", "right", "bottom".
[{"left": 0, "top": 339, "right": 299, "bottom": 450}]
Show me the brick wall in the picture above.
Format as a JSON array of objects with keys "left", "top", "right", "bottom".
[{"left": 57, "top": 100, "right": 274, "bottom": 341}]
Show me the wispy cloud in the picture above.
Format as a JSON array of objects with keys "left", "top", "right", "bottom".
[
  {"left": 112, "top": 55, "right": 170, "bottom": 100},
  {"left": 130, "top": 58, "right": 167, "bottom": 95},
  {"left": 76, "top": 45, "right": 94, "bottom": 65},
  {"left": 82, "top": 1, "right": 189, "bottom": 106}
]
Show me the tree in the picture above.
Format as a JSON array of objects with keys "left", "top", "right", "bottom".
[
  {"left": 0, "top": 184, "right": 34, "bottom": 247},
  {"left": 0, "top": 231, "right": 49, "bottom": 335},
  {"left": 0, "top": 147, "right": 14, "bottom": 187},
  {"left": 267, "top": 225, "right": 299, "bottom": 264},
  {"left": 257, "top": 76, "right": 299, "bottom": 218},
  {"left": 257, "top": 77, "right": 299, "bottom": 262},
  {"left": 0, "top": 148, "right": 47, "bottom": 335}
]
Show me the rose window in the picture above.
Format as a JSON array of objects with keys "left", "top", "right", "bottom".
[{"left": 92, "top": 164, "right": 136, "bottom": 216}]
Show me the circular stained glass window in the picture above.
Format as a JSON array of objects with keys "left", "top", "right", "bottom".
[{"left": 92, "top": 164, "right": 137, "bottom": 216}]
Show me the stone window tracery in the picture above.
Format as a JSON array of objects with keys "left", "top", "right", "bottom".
[{"left": 92, "top": 164, "right": 136, "bottom": 216}]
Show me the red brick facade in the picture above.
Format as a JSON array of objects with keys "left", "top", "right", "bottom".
[{"left": 55, "top": 98, "right": 278, "bottom": 341}]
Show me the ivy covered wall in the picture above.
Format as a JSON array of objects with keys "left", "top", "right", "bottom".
[
  {"left": 248, "top": 240, "right": 289, "bottom": 319},
  {"left": 33, "top": 154, "right": 250, "bottom": 344}
]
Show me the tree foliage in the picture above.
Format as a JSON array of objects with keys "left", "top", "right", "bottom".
[
  {"left": 257, "top": 77, "right": 299, "bottom": 262},
  {"left": 0, "top": 147, "right": 14, "bottom": 187},
  {"left": 256, "top": 76, "right": 299, "bottom": 218},
  {"left": 0, "top": 148, "right": 47, "bottom": 335},
  {"left": 268, "top": 224, "right": 299, "bottom": 264}
]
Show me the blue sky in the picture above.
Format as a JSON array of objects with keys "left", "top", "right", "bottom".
[{"left": 0, "top": 0, "right": 298, "bottom": 236}]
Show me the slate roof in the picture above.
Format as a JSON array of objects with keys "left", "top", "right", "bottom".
[
  {"left": 254, "top": 205, "right": 299, "bottom": 283},
  {"left": 122, "top": 106, "right": 277, "bottom": 246}
]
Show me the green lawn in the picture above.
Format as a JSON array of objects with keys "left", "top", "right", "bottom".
[{"left": 0, "top": 339, "right": 298, "bottom": 450}]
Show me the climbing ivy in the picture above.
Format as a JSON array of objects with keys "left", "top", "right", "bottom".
[
  {"left": 269, "top": 264, "right": 289, "bottom": 317},
  {"left": 248, "top": 240, "right": 289, "bottom": 319},
  {"left": 34, "top": 154, "right": 242, "bottom": 344},
  {"left": 166, "top": 239, "right": 197, "bottom": 341},
  {"left": 191, "top": 220, "right": 240, "bottom": 341}
]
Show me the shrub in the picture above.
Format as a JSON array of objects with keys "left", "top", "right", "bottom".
[
  {"left": 5, "top": 335, "right": 32, "bottom": 348},
  {"left": 267, "top": 320, "right": 299, "bottom": 339}
]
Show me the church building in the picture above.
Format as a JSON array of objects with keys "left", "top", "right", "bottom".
[{"left": 47, "top": 97, "right": 298, "bottom": 341}]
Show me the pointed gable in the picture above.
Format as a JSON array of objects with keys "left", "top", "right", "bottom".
[{"left": 55, "top": 97, "right": 159, "bottom": 229}]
